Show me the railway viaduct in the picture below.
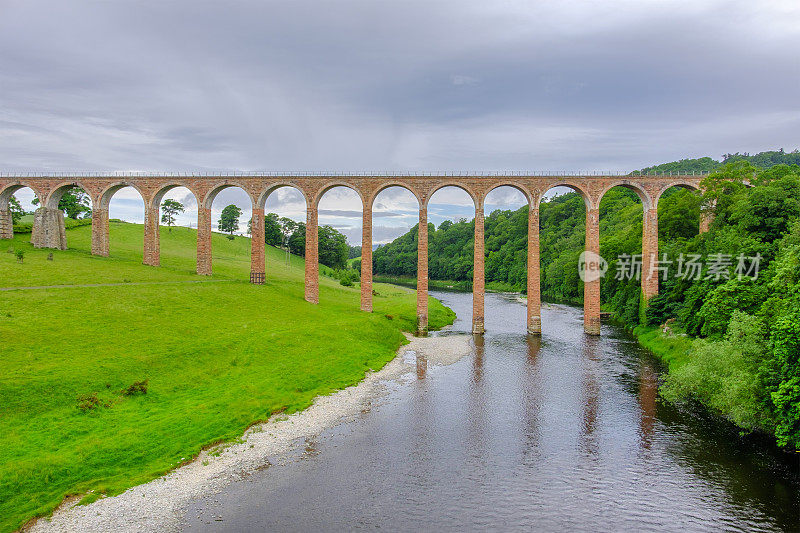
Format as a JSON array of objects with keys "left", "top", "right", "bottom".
[{"left": 0, "top": 173, "right": 708, "bottom": 336}]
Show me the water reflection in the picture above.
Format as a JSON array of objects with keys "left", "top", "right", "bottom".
[
  {"left": 580, "top": 334, "right": 600, "bottom": 457},
  {"left": 416, "top": 353, "right": 427, "bottom": 380},
  {"left": 471, "top": 334, "right": 484, "bottom": 384},
  {"left": 638, "top": 360, "right": 658, "bottom": 450},
  {"left": 183, "top": 292, "right": 800, "bottom": 532}
]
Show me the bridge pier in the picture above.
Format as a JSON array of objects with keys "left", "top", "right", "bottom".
[
  {"left": 642, "top": 207, "right": 659, "bottom": 301},
  {"left": 304, "top": 205, "right": 319, "bottom": 303},
  {"left": 0, "top": 209, "right": 13, "bottom": 239},
  {"left": 527, "top": 206, "right": 542, "bottom": 335},
  {"left": 250, "top": 208, "right": 265, "bottom": 284},
  {"left": 361, "top": 205, "right": 373, "bottom": 312},
  {"left": 31, "top": 207, "right": 66, "bottom": 249},
  {"left": 584, "top": 206, "right": 601, "bottom": 335},
  {"left": 699, "top": 211, "right": 712, "bottom": 233},
  {"left": 472, "top": 205, "right": 485, "bottom": 335},
  {"left": 417, "top": 205, "right": 428, "bottom": 335},
  {"left": 197, "top": 207, "right": 212, "bottom": 275},
  {"left": 91, "top": 207, "right": 109, "bottom": 256},
  {"left": 143, "top": 205, "right": 160, "bottom": 266}
]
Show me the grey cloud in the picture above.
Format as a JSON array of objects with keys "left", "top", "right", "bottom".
[
  {"left": 0, "top": 0, "right": 797, "bottom": 178},
  {"left": 319, "top": 209, "right": 362, "bottom": 218}
]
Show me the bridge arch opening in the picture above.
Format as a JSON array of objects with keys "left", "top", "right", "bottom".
[
  {"left": 200, "top": 184, "right": 254, "bottom": 276},
  {"left": 98, "top": 183, "right": 146, "bottom": 260},
  {"left": 316, "top": 186, "right": 363, "bottom": 303},
  {"left": 370, "top": 185, "right": 422, "bottom": 283},
  {"left": 656, "top": 184, "right": 702, "bottom": 242},
  {"left": 149, "top": 184, "right": 199, "bottom": 269},
  {"left": 427, "top": 185, "right": 477, "bottom": 329},
  {"left": 153, "top": 185, "right": 198, "bottom": 232},
  {"left": 483, "top": 185, "right": 530, "bottom": 330},
  {"left": 0, "top": 185, "right": 40, "bottom": 241},
  {"left": 262, "top": 185, "right": 308, "bottom": 287},
  {"left": 598, "top": 185, "right": 645, "bottom": 324},
  {"left": 38, "top": 183, "right": 93, "bottom": 249},
  {"left": 537, "top": 185, "right": 590, "bottom": 307}
]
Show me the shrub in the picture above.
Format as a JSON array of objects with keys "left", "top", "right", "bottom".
[
  {"left": 661, "top": 311, "right": 773, "bottom": 434},
  {"left": 77, "top": 393, "right": 104, "bottom": 411},
  {"left": 122, "top": 379, "right": 148, "bottom": 396}
]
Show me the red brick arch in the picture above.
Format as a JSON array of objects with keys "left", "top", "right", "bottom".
[
  {"left": 44, "top": 181, "right": 94, "bottom": 210},
  {"left": 202, "top": 182, "right": 256, "bottom": 210},
  {"left": 536, "top": 182, "right": 592, "bottom": 209},
  {"left": 424, "top": 181, "right": 478, "bottom": 208},
  {"left": 5, "top": 173, "right": 707, "bottom": 337},
  {"left": 313, "top": 181, "right": 365, "bottom": 208},
  {"left": 151, "top": 181, "right": 200, "bottom": 209},
  {"left": 597, "top": 181, "right": 654, "bottom": 211},
  {"left": 98, "top": 181, "right": 146, "bottom": 209},
  {"left": 484, "top": 182, "right": 533, "bottom": 207},
  {"left": 366, "top": 181, "right": 422, "bottom": 210},
  {"left": 655, "top": 180, "right": 701, "bottom": 204},
  {"left": 256, "top": 182, "right": 309, "bottom": 210}
]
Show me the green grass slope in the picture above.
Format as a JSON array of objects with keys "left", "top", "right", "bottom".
[{"left": 0, "top": 222, "right": 454, "bottom": 532}]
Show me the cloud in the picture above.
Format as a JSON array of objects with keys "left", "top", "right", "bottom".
[
  {"left": 451, "top": 75, "right": 480, "bottom": 86},
  {"left": 1, "top": 0, "right": 797, "bottom": 231}
]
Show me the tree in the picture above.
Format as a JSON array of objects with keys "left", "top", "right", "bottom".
[
  {"left": 218, "top": 204, "right": 242, "bottom": 239},
  {"left": 318, "top": 225, "right": 349, "bottom": 269},
  {"left": 288, "top": 222, "right": 306, "bottom": 256},
  {"left": 32, "top": 187, "right": 91, "bottom": 219},
  {"left": 264, "top": 213, "right": 282, "bottom": 246},
  {"left": 278, "top": 217, "right": 299, "bottom": 248},
  {"left": 160, "top": 199, "right": 185, "bottom": 232},
  {"left": 8, "top": 196, "right": 25, "bottom": 224}
]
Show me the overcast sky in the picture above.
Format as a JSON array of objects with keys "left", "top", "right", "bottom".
[{"left": 2, "top": 0, "right": 798, "bottom": 243}]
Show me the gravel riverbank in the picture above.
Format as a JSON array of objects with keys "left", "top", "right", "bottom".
[{"left": 26, "top": 333, "right": 473, "bottom": 533}]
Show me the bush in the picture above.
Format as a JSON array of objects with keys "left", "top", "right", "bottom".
[
  {"left": 661, "top": 311, "right": 774, "bottom": 434},
  {"left": 122, "top": 379, "right": 148, "bottom": 396},
  {"left": 77, "top": 393, "right": 105, "bottom": 412}
]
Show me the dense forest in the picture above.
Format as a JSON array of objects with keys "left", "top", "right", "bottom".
[{"left": 371, "top": 150, "right": 800, "bottom": 450}]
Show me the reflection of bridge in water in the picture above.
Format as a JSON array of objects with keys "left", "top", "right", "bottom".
[{"left": 0, "top": 172, "right": 709, "bottom": 335}]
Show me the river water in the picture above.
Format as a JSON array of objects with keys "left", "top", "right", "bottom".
[{"left": 183, "top": 292, "right": 799, "bottom": 532}]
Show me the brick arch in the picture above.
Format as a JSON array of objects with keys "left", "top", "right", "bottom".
[
  {"left": 425, "top": 181, "right": 477, "bottom": 209},
  {"left": 151, "top": 182, "right": 200, "bottom": 209},
  {"left": 484, "top": 182, "right": 533, "bottom": 207},
  {"left": 98, "top": 181, "right": 146, "bottom": 210},
  {"left": 202, "top": 182, "right": 256, "bottom": 210},
  {"left": 536, "top": 182, "right": 591, "bottom": 209},
  {"left": 655, "top": 181, "right": 701, "bottom": 204},
  {"left": 256, "top": 182, "right": 309, "bottom": 210},
  {"left": 597, "top": 181, "right": 653, "bottom": 211},
  {"left": 0, "top": 182, "right": 43, "bottom": 209},
  {"left": 367, "top": 181, "right": 422, "bottom": 210},
  {"left": 313, "top": 181, "right": 364, "bottom": 208},
  {"left": 45, "top": 182, "right": 94, "bottom": 210}
]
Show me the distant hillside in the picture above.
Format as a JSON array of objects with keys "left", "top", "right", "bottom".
[{"left": 638, "top": 148, "right": 800, "bottom": 174}]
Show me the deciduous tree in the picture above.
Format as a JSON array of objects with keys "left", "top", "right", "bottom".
[
  {"left": 218, "top": 204, "right": 242, "bottom": 238},
  {"left": 160, "top": 199, "right": 185, "bottom": 231}
]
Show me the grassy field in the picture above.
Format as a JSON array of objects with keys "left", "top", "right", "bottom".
[
  {"left": 633, "top": 325, "right": 695, "bottom": 369},
  {"left": 0, "top": 221, "right": 454, "bottom": 532}
]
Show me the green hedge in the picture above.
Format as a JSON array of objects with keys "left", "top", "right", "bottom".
[{"left": 12, "top": 217, "right": 93, "bottom": 234}]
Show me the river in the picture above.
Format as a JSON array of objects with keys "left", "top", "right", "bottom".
[{"left": 182, "top": 291, "right": 799, "bottom": 532}]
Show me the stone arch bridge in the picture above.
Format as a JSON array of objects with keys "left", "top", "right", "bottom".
[{"left": 0, "top": 172, "right": 708, "bottom": 336}]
